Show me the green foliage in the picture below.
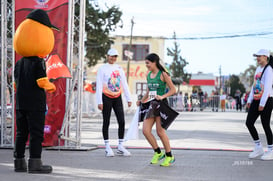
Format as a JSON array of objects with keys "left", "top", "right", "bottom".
[
  {"left": 225, "top": 74, "right": 246, "bottom": 97},
  {"left": 242, "top": 64, "right": 257, "bottom": 88},
  {"left": 85, "top": 1, "right": 123, "bottom": 66},
  {"left": 167, "top": 32, "right": 191, "bottom": 83}
]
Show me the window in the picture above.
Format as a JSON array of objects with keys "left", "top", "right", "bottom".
[
  {"left": 122, "top": 44, "right": 149, "bottom": 61},
  {"left": 136, "top": 82, "right": 147, "bottom": 99}
]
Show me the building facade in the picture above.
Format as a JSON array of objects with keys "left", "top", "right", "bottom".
[
  {"left": 189, "top": 72, "right": 216, "bottom": 95},
  {"left": 87, "top": 35, "right": 166, "bottom": 99}
]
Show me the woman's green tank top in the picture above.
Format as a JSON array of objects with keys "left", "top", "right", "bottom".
[{"left": 147, "top": 71, "right": 166, "bottom": 96}]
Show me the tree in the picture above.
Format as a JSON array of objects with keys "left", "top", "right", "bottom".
[
  {"left": 225, "top": 74, "right": 246, "bottom": 97},
  {"left": 167, "top": 32, "right": 191, "bottom": 83},
  {"left": 241, "top": 64, "right": 256, "bottom": 90},
  {"left": 241, "top": 56, "right": 259, "bottom": 91},
  {"left": 85, "top": 1, "right": 123, "bottom": 66}
]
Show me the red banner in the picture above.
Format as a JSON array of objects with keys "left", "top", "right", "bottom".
[
  {"left": 46, "top": 54, "right": 72, "bottom": 82},
  {"left": 15, "top": 0, "right": 69, "bottom": 146}
]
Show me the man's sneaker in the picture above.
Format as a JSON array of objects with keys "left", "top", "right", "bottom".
[
  {"left": 160, "top": 156, "right": 175, "bottom": 167},
  {"left": 105, "top": 147, "right": 114, "bottom": 157},
  {"left": 261, "top": 151, "right": 273, "bottom": 160},
  {"left": 248, "top": 147, "right": 264, "bottom": 159},
  {"left": 150, "top": 152, "right": 165, "bottom": 164},
  {"left": 117, "top": 145, "right": 131, "bottom": 156}
]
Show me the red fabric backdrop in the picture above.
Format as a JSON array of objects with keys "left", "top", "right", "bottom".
[{"left": 15, "top": 0, "right": 69, "bottom": 146}]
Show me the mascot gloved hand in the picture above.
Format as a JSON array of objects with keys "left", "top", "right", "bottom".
[{"left": 13, "top": 9, "right": 59, "bottom": 174}]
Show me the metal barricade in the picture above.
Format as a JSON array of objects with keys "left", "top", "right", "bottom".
[{"left": 167, "top": 95, "right": 228, "bottom": 112}]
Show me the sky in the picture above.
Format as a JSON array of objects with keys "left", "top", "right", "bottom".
[{"left": 97, "top": 0, "right": 273, "bottom": 76}]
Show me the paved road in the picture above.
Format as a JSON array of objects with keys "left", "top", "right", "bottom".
[
  {"left": 1, "top": 111, "right": 273, "bottom": 181},
  {"left": 81, "top": 111, "right": 258, "bottom": 151}
]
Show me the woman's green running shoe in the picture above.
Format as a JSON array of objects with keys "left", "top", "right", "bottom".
[
  {"left": 150, "top": 152, "right": 165, "bottom": 164},
  {"left": 160, "top": 156, "right": 175, "bottom": 167}
]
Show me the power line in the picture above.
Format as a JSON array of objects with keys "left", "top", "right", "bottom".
[{"left": 166, "top": 32, "right": 273, "bottom": 40}]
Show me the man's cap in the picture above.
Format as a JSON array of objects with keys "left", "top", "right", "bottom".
[
  {"left": 27, "top": 9, "right": 59, "bottom": 31},
  {"left": 107, "top": 48, "right": 119, "bottom": 56},
  {"left": 253, "top": 49, "right": 270, "bottom": 57}
]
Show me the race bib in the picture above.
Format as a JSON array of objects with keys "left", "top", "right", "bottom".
[{"left": 149, "top": 91, "right": 157, "bottom": 100}]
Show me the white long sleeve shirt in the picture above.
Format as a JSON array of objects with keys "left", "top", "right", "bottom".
[
  {"left": 96, "top": 63, "right": 132, "bottom": 105},
  {"left": 247, "top": 65, "right": 273, "bottom": 107}
]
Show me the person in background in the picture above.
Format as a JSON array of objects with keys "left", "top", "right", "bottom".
[
  {"left": 246, "top": 49, "right": 273, "bottom": 160},
  {"left": 176, "top": 91, "right": 183, "bottom": 112},
  {"left": 137, "top": 53, "right": 176, "bottom": 167},
  {"left": 244, "top": 91, "right": 250, "bottom": 112},
  {"left": 234, "top": 89, "right": 242, "bottom": 111},
  {"left": 184, "top": 92, "right": 189, "bottom": 111},
  {"left": 198, "top": 88, "right": 204, "bottom": 111},
  {"left": 96, "top": 48, "right": 132, "bottom": 157},
  {"left": 203, "top": 91, "right": 208, "bottom": 108},
  {"left": 211, "top": 90, "right": 219, "bottom": 112},
  {"left": 190, "top": 90, "right": 198, "bottom": 112},
  {"left": 210, "top": 90, "right": 215, "bottom": 111},
  {"left": 220, "top": 92, "right": 227, "bottom": 112}
]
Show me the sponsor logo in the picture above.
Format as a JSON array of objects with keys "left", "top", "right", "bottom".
[
  {"left": 160, "top": 112, "right": 168, "bottom": 120},
  {"left": 34, "top": 0, "right": 49, "bottom": 8},
  {"left": 46, "top": 62, "right": 64, "bottom": 73},
  {"left": 44, "top": 125, "right": 51, "bottom": 133}
]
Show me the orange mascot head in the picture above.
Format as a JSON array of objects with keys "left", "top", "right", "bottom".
[{"left": 14, "top": 9, "right": 59, "bottom": 58}]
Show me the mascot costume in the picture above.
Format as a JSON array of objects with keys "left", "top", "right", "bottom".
[{"left": 13, "top": 9, "right": 58, "bottom": 174}]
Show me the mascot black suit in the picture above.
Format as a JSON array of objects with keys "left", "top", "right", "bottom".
[{"left": 13, "top": 9, "right": 58, "bottom": 174}]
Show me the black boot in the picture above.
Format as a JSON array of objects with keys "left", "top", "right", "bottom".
[
  {"left": 28, "top": 158, "right": 52, "bottom": 174},
  {"left": 14, "top": 158, "right": 27, "bottom": 172}
]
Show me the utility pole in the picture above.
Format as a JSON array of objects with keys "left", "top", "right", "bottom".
[
  {"left": 126, "top": 17, "right": 135, "bottom": 83},
  {"left": 219, "top": 65, "right": 222, "bottom": 93}
]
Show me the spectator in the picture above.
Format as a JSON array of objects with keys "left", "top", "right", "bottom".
[
  {"left": 220, "top": 92, "right": 227, "bottom": 112},
  {"left": 198, "top": 88, "right": 204, "bottom": 111},
  {"left": 234, "top": 89, "right": 242, "bottom": 111},
  {"left": 96, "top": 48, "right": 132, "bottom": 157}
]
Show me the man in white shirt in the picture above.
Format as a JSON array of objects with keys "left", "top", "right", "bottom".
[{"left": 96, "top": 48, "right": 132, "bottom": 157}]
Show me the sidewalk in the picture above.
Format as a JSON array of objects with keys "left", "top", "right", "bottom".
[{"left": 1, "top": 111, "right": 273, "bottom": 181}]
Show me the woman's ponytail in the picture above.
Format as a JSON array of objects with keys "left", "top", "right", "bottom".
[{"left": 269, "top": 55, "right": 273, "bottom": 68}]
